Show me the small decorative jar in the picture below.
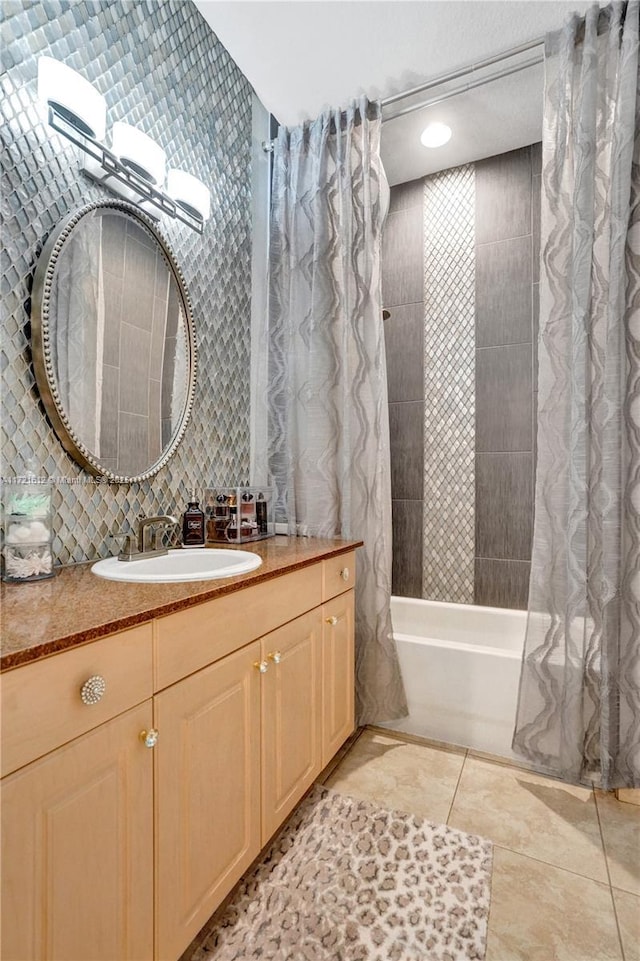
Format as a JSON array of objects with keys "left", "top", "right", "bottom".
[{"left": 1, "top": 474, "right": 55, "bottom": 582}]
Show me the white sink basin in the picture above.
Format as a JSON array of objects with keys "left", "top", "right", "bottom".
[{"left": 91, "top": 548, "right": 262, "bottom": 583}]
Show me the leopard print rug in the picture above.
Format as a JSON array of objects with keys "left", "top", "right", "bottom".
[{"left": 192, "top": 785, "right": 493, "bottom": 961}]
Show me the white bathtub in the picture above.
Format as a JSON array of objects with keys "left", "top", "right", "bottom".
[{"left": 383, "top": 596, "right": 527, "bottom": 760}]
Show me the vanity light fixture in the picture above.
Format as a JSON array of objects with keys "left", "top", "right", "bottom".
[
  {"left": 111, "top": 121, "right": 166, "bottom": 186},
  {"left": 420, "top": 122, "right": 452, "bottom": 148},
  {"left": 37, "top": 56, "right": 107, "bottom": 141},
  {"left": 167, "top": 169, "right": 211, "bottom": 223},
  {"left": 37, "top": 57, "right": 210, "bottom": 234}
]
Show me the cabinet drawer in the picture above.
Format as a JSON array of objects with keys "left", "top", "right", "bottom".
[
  {"left": 322, "top": 551, "right": 356, "bottom": 601},
  {"left": 1, "top": 623, "right": 153, "bottom": 778},
  {"left": 154, "top": 563, "right": 323, "bottom": 690}
]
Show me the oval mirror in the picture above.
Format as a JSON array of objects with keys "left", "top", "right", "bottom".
[{"left": 31, "top": 201, "right": 197, "bottom": 482}]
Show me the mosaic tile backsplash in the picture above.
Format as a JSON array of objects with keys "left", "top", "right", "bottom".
[{"left": 0, "top": 0, "right": 253, "bottom": 565}]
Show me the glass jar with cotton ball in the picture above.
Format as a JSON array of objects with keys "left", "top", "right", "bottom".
[{"left": 1, "top": 470, "right": 55, "bottom": 582}]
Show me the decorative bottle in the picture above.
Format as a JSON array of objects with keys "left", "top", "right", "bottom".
[
  {"left": 256, "top": 493, "right": 268, "bottom": 535},
  {"left": 182, "top": 490, "right": 205, "bottom": 547}
]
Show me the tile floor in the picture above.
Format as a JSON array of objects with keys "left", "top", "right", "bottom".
[{"left": 323, "top": 727, "right": 640, "bottom": 961}]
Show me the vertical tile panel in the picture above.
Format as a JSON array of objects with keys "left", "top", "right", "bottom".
[
  {"left": 388, "top": 178, "right": 424, "bottom": 214},
  {"left": 100, "top": 364, "right": 119, "bottom": 461},
  {"left": 121, "top": 234, "right": 156, "bottom": 332},
  {"left": 382, "top": 206, "right": 424, "bottom": 307},
  {"left": 102, "top": 269, "right": 123, "bottom": 368},
  {"left": 392, "top": 500, "right": 423, "bottom": 597},
  {"left": 422, "top": 165, "right": 475, "bottom": 604},
  {"left": 119, "top": 323, "right": 151, "bottom": 416},
  {"left": 475, "top": 236, "right": 532, "bottom": 347},
  {"left": 476, "top": 344, "right": 533, "bottom": 452},
  {"left": 101, "top": 213, "right": 126, "bottom": 277},
  {"left": 383, "top": 179, "right": 425, "bottom": 595},
  {"left": 475, "top": 452, "right": 533, "bottom": 561},
  {"left": 389, "top": 401, "right": 424, "bottom": 500},
  {"left": 118, "top": 412, "right": 150, "bottom": 478},
  {"left": 475, "top": 147, "right": 532, "bottom": 244},
  {"left": 475, "top": 145, "right": 538, "bottom": 609},
  {"left": 384, "top": 303, "right": 424, "bottom": 403},
  {"left": 474, "top": 558, "right": 531, "bottom": 610}
]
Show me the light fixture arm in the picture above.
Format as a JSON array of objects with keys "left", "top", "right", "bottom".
[{"left": 47, "top": 105, "right": 205, "bottom": 234}]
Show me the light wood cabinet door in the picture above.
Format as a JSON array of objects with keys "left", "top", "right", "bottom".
[
  {"left": 261, "top": 608, "right": 322, "bottom": 843},
  {"left": 154, "top": 640, "right": 261, "bottom": 961},
  {"left": 1, "top": 702, "right": 154, "bottom": 961},
  {"left": 321, "top": 590, "right": 355, "bottom": 768}
]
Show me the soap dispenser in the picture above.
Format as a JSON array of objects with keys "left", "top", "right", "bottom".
[{"left": 182, "top": 490, "right": 205, "bottom": 547}]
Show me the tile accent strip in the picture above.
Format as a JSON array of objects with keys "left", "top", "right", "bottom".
[{"left": 422, "top": 165, "right": 476, "bottom": 603}]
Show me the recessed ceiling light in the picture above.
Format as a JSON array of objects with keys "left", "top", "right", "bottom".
[{"left": 420, "top": 122, "right": 452, "bottom": 148}]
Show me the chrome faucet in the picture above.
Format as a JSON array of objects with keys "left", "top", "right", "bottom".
[
  {"left": 137, "top": 515, "right": 179, "bottom": 553},
  {"left": 117, "top": 514, "right": 178, "bottom": 562}
]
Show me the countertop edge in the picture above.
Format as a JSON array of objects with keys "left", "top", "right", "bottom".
[{"left": 1, "top": 540, "right": 363, "bottom": 672}]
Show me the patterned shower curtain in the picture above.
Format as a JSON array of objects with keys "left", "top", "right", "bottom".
[
  {"left": 513, "top": 2, "right": 640, "bottom": 789},
  {"left": 257, "top": 96, "right": 407, "bottom": 725}
]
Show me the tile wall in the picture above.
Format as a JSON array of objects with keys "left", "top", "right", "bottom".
[
  {"left": 382, "top": 180, "right": 425, "bottom": 598},
  {"left": 383, "top": 144, "right": 541, "bottom": 609},
  {"left": 474, "top": 145, "right": 540, "bottom": 608},
  {"left": 0, "top": 0, "right": 253, "bottom": 565}
]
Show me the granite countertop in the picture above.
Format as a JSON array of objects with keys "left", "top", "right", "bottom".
[{"left": 0, "top": 537, "right": 362, "bottom": 671}]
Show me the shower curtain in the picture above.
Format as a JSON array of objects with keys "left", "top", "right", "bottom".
[
  {"left": 255, "top": 96, "right": 407, "bottom": 725},
  {"left": 513, "top": 2, "right": 640, "bottom": 789}
]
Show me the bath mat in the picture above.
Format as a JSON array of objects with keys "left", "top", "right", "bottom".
[{"left": 191, "top": 784, "right": 493, "bottom": 961}]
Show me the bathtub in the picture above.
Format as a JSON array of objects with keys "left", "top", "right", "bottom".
[{"left": 383, "top": 596, "right": 527, "bottom": 760}]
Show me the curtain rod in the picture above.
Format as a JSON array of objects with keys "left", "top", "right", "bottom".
[
  {"left": 380, "top": 36, "right": 544, "bottom": 109},
  {"left": 383, "top": 52, "right": 543, "bottom": 123},
  {"left": 262, "top": 35, "right": 545, "bottom": 150}
]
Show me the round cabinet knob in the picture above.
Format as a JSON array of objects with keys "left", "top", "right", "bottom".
[
  {"left": 80, "top": 675, "right": 106, "bottom": 705},
  {"left": 268, "top": 651, "right": 282, "bottom": 664},
  {"left": 325, "top": 615, "right": 338, "bottom": 626},
  {"left": 254, "top": 660, "right": 269, "bottom": 674},
  {"left": 340, "top": 567, "right": 350, "bottom": 582},
  {"left": 139, "top": 729, "right": 159, "bottom": 749}
]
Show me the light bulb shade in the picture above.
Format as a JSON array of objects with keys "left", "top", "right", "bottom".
[
  {"left": 167, "top": 169, "right": 211, "bottom": 222},
  {"left": 111, "top": 122, "right": 166, "bottom": 187},
  {"left": 38, "top": 57, "right": 106, "bottom": 141}
]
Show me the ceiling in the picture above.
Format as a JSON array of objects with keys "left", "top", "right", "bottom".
[{"left": 195, "top": 1, "right": 595, "bottom": 184}]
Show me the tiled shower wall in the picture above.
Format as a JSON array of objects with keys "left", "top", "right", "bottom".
[
  {"left": 383, "top": 145, "right": 541, "bottom": 609},
  {"left": 474, "top": 146, "right": 540, "bottom": 608},
  {"left": 383, "top": 180, "right": 425, "bottom": 598},
  {"left": 0, "top": 0, "right": 253, "bottom": 565}
]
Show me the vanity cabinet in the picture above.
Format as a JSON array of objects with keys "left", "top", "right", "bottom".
[
  {"left": 1, "top": 701, "right": 154, "bottom": 961},
  {"left": 155, "top": 604, "right": 328, "bottom": 960},
  {"left": 1, "top": 623, "right": 155, "bottom": 961},
  {"left": 154, "top": 640, "right": 262, "bottom": 961},
  {"left": 1, "top": 549, "right": 357, "bottom": 961},
  {"left": 321, "top": 590, "right": 355, "bottom": 768},
  {"left": 260, "top": 608, "right": 323, "bottom": 841}
]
